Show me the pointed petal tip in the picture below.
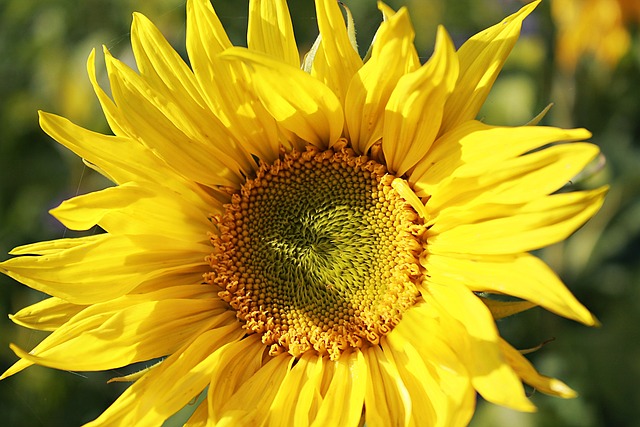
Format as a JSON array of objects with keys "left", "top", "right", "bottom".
[
  {"left": 586, "top": 312, "right": 602, "bottom": 328},
  {"left": 549, "top": 379, "right": 578, "bottom": 398},
  {"left": 516, "top": 0, "right": 541, "bottom": 17},
  {"left": 1, "top": 344, "right": 31, "bottom": 381}
]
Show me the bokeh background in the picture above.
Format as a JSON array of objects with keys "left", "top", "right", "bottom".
[{"left": 0, "top": 0, "right": 638, "bottom": 426}]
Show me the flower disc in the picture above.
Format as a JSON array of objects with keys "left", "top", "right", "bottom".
[{"left": 209, "top": 143, "right": 423, "bottom": 359}]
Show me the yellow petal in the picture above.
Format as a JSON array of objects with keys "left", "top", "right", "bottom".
[
  {"left": 363, "top": 344, "right": 412, "bottom": 427},
  {"left": 90, "top": 45, "right": 250, "bottom": 185},
  {"left": 7, "top": 234, "right": 102, "bottom": 256},
  {"left": 311, "top": 350, "right": 367, "bottom": 427},
  {"left": 186, "top": 0, "right": 232, "bottom": 82},
  {"left": 216, "top": 353, "right": 291, "bottom": 425},
  {"left": 185, "top": 400, "right": 208, "bottom": 427},
  {"left": 103, "top": 48, "right": 250, "bottom": 187},
  {"left": 425, "top": 142, "right": 601, "bottom": 221},
  {"left": 428, "top": 187, "right": 607, "bottom": 254},
  {"left": 479, "top": 297, "right": 537, "bottom": 320},
  {"left": 39, "top": 111, "right": 203, "bottom": 209},
  {"left": 108, "top": 360, "right": 162, "bottom": 383},
  {"left": 86, "top": 48, "right": 129, "bottom": 137},
  {"left": 382, "top": 335, "right": 438, "bottom": 425},
  {"left": 267, "top": 352, "right": 324, "bottom": 426},
  {"left": 311, "top": 0, "right": 363, "bottom": 105},
  {"left": 50, "top": 183, "right": 146, "bottom": 230},
  {"left": 50, "top": 183, "right": 211, "bottom": 243},
  {"left": 220, "top": 47, "right": 344, "bottom": 148},
  {"left": 0, "top": 234, "right": 209, "bottom": 304},
  {"left": 425, "top": 252, "right": 597, "bottom": 325},
  {"left": 185, "top": 0, "right": 282, "bottom": 163},
  {"left": 131, "top": 12, "right": 209, "bottom": 116},
  {"left": 441, "top": 1, "right": 540, "bottom": 133},
  {"left": 391, "top": 178, "right": 429, "bottom": 220},
  {"left": 207, "top": 336, "right": 268, "bottom": 423},
  {"left": 4, "top": 288, "right": 229, "bottom": 377},
  {"left": 411, "top": 121, "right": 592, "bottom": 200},
  {"left": 345, "top": 5, "right": 419, "bottom": 154},
  {"left": 248, "top": 0, "right": 299, "bottom": 67},
  {"left": 10, "top": 297, "right": 86, "bottom": 331},
  {"left": 132, "top": 11, "right": 283, "bottom": 168},
  {"left": 500, "top": 338, "right": 577, "bottom": 398},
  {"left": 423, "top": 281, "right": 536, "bottom": 412},
  {"left": 85, "top": 322, "right": 244, "bottom": 426},
  {"left": 383, "top": 26, "right": 458, "bottom": 176},
  {"left": 40, "top": 110, "right": 224, "bottom": 207},
  {"left": 386, "top": 304, "right": 476, "bottom": 427}
]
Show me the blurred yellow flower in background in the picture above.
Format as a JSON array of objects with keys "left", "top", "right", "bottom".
[
  {"left": 0, "top": 0, "right": 607, "bottom": 425},
  {"left": 553, "top": 0, "right": 639, "bottom": 72}
]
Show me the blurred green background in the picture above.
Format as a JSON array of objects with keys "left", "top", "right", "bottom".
[{"left": 0, "top": 0, "right": 638, "bottom": 426}]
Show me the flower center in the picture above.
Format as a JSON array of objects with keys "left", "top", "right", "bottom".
[{"left": 207, "top": 143, "right": 423, "bottom": 360}]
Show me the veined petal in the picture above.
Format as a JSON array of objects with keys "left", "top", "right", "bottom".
[
  {"left": 479, "top": 297, "right": 537, "bottom": 320},
  {"left": 441, "top": 1, "right": 540, "bottom": 133},
  {"left": 50, "top": 183, "right": 211, "bottom": 243},
  {"left": 383, "top": 26, "right": 458, "bottom": 176},
  {"left": 248, "top": 0, "right": 299, "bottom": 67},
  {"left": 428, "top": 187, "right": 607, "bottom": 254},
  {"left": 311, "top": 0, "right": 363, "bottom": 106},
  {"left": 387, "top": 304, "right": 476, "bottom": 427},
  {"left": 422, "top": 281, "right": 536, "bottom": 412},
  {"left": 410, "top": 121, "right": 592, "bottom": 200},
  {"left": 186, "top": 0, "right": 283, "bottom": 163},
  {"left": 185, "top": 0, "right": 284, "bottom": 163},
  {"left": 263, "top": 351, "right": 366, "bottom": 427},
  {"left": 131, "top": 267, "right": 211, "bottom": 295},
  {"left": 220, "top": 47, "right": 344, "bottom": 148},
  {"left": 425, "top": 252, "right": 597, "bottom": 325},
  {"left": 382, "top": 335, "right": 438, "bottom": 425},
  {"left": 186, "top": 0, "right": 232, "bottom": 85},
  {"left": 0, "top": 234, "right": 209, "bottom": 304},
  {"left": 499, "top": 338, "right": 577, "bottom": 398},
  {"left": 103, "top": 48, "right": 251, "bottom": 187},
  {"left": 216, "top": 353, "right": 291, "bottom": 425},
  {"left": 131, "top": 11, "right": 280, "bottom": 170},
  {"left": 7, "top": 235, "right": 101, "bottom": 256},
  {"left": 267, "top": 353, "right": 324, "bottom": 426},
  {"left": 207, "top": 336, "right": 268, "bottom": 424},
  {"left": 131, "top": 12, "right": 208, "bottom": 113},
  {"left": 10, "top": 297, "right": 86, "bottom": 332},
  {"left": 89, "top": 45, "right": 251, "bottom": 185},
  {"left": 185, "top": 400, "right": 209, "bottom": 427},
  {"left": 86, "top": 48, "right": 129, "bottom": 137},
  {"left": 4, "top": 289, "right": 229, "bottom": 378},
  {"left": 345, "top": 5, "right": 419, "bottom": 154},
  {"left": 85, "top": 321, "right": 244, "bottom": 427},
  {"left": 311, "top": 350, "right": 367, "bottom": 427},
  {"left": 39, "top": 111, "right": 220, "bottom": 207},
  {"left": 425, "top": 142, "right": 601, "bottom": 218},
  {"left": 363, "top": 345, "right": 412, "bottom": 427}
]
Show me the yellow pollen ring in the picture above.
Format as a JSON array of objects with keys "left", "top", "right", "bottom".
[{"left": 207, "top": 143, "right": 424, "bottom": 360}]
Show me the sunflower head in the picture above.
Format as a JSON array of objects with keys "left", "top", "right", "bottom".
[
  {"left": 0, "top": 0, "right": 606, "bottom": 426},
  {"left": 209, "top": 142, "right": 423, "bottom": 359}
]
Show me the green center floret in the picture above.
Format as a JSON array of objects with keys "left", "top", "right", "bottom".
[{"left": 208, "top": 143, "right": 423, "bottom": 360}]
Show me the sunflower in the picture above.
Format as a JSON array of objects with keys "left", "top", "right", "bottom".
[
  {"left": 1, "top": 0, "right": 606, "bottom": 425},
  {"left": 553, "top": 0, "right": 639, "bottom": 72}
]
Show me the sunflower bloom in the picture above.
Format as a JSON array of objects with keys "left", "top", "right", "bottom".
[
  {"left": 1, "top": 0, "right": 607, "bottom": 425},
  {"left": 553, "top": 0, "right": 640, "bottom": 71}
]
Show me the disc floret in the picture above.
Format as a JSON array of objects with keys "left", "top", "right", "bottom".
[{"left": 207, "top": 143, "right": 423, "bottom": 359}]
